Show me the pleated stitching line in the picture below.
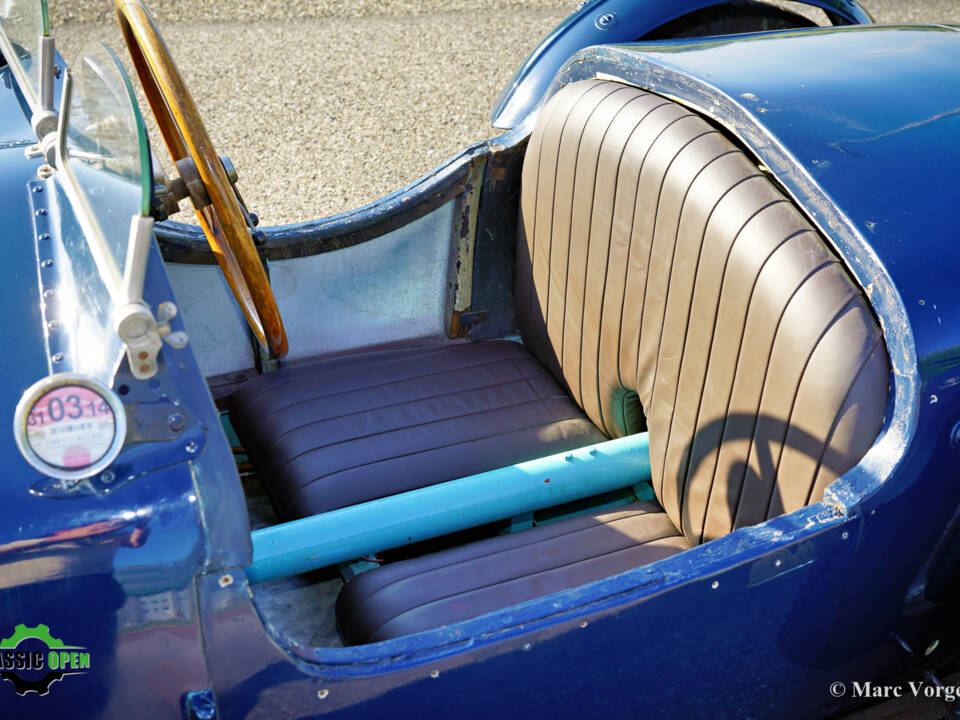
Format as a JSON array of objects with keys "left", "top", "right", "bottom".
[
  {"left": 555, "top": 85, "right": 633, "bottom": 388},
  {"left": 544, "top": 83, "right": 624, "bottom": 372},
  {"left": 237, "top": 344, "right": 484, "bottom": 407},
  {"left": 631, "top": 121, "right": 716, "bottom": 410},
  {"left": 629, "top": 126, "right": 724, "bottom": 498},
  {"left": 336, "top": 502, "right": 663, "bottom": 623},
  {"left": 622, "top": 114, "right": 701, "bottom": 397},
  {"left": 253, "top": 351, "right": 532, "bottom": 422},
  {"left": 360, "top": 520, "right": 683, "bottom": 641},
  {"left": 751, "top": 297, "right": 866, "bottom": 521},
  {"left": 676, "top": 224, "right": 808, "bottom": 540},
  {"left": 261, "top": 367, "right": 550, "bottom": 452},
  {"left": 339, "top": 504, "right": 663, "bottom": 622},
  {"left": 609, "top": 106, "right": 687, "bottom": 390},
  {"left": 588, "top": 100, "right": 673, "bottom": 435},
  {"left": 698, "top": 257, "right": 837, "bottom": 543},
  {"left": 727, "top": 272, "right": 858, "bottom": 533},
  {"left": 657, "top": 196, "right": 790, "bottom": 532},
  {"left": 648, "top": 157, "right": 757, "bottom": 506},
  {"left": 281, "top": 388, "right": 575, "bottom": 477},
  {"left": 570, "top": 93, "right": 660, "bottom": 421},
  {"left": 525, "top": 83, "right": 598, "bottom": 358},
  {"left": 802, "top": 333, "right": 885, "bottom": 507},
  {"left": 293, "top": 412, "right": 593, "bottom": 494}
]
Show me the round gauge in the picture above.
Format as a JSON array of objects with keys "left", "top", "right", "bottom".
[{"left": 13, "top": 374, "right": 127, "bottom": 481}]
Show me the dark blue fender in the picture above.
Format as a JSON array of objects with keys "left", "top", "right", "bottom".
[{"left": 490, "top": 0, "right": 872, "bottom": 128}]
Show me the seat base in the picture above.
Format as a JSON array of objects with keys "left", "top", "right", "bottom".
[
  {"left": 230, "top": 341, "right": 607, "bottom": 519},
  {"left": 336, "top": 500, "right": 689, "bottom": 645}
]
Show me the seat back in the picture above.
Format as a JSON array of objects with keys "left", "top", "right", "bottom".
[{"left": 516, "top": 80, "right": 888, "bottom": 544}]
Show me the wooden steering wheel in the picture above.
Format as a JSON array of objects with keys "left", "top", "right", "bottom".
[{"left": 115, "top": 0, "right": 288, "bottom": 358}]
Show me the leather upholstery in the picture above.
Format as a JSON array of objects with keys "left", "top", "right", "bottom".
[
  {"left": 230, "top": 341, "right": 606, "bottom": 518},
  {"left": 336, "top": 501, "right": 689, "bottom": 645},
  {"left": 335, "top": 80, "right": 888, "bottom": 644},
  {"left": 515, "top": 80, "right": 888, "bottom": 543}
]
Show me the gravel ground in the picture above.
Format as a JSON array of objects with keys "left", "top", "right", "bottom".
[{"left": 51, "top": 0, "right": 960, "bottom": 224}]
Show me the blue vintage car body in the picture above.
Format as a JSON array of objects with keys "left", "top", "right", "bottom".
[
  {"left": 489, "top": 0, "right": 874, "bottom": 128},
  {"left": 1, "top": 8, "right": 960, "bottom": 720}
]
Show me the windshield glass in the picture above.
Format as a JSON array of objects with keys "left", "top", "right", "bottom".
[
  {"left": 60, "top": 40, "right": 151, "bottom": 281},
  {"left": 0, "top": 0, "right": 50, "bottom": 109},
  {"left": 49, "top": 41, "right": 151, "bottom": 382}
]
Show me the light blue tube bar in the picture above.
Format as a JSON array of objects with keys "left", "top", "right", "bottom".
[{"left": 246, "top": 432, "right": 651, "bottom": 584}]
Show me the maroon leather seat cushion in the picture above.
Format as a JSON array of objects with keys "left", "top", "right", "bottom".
[
  {"left": 336, "top": 500, "right": 689, "bottom": 645},
  {"left": 230, "top": 341, "right": 607, "bottom": 519},
  {"left": 332, "top": 80, "right": 887, "bottom": 646}
]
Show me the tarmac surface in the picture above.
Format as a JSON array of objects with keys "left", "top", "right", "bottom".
[{"left": 52, "top": 0, "right": 959, "bottom": 224}]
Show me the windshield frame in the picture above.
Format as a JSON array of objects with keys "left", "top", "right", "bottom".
[
  {"left": 0, "top": 0, "right": 51, "bottom": 115},
  {"left": 55, "top": 41, "right": 153, "bottom": 299}
]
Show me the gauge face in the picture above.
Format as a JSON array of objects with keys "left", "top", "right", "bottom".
[
  {"left": 14, "top": 374, "right": 126, "bottom": 480},
  {"left": 26, "top": 385, "right": 116, "bottom": 469}
]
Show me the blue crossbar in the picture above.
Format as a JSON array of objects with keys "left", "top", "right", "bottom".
[{"left": 246, "top": 433, "right": 651, "bottom": 584}]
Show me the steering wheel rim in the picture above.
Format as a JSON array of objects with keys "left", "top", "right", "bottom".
[{"left": 115, "top": 0, "right": 288, "bottom": 359}]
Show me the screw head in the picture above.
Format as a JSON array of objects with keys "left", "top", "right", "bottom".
[{"left": 595, "top": 11, "right": 618, "bottom": 29}]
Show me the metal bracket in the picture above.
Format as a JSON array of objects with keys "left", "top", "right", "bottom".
[
  {"left": 28, "top": 420, "right": 206, "bottom": 498},
  {"left": 155, "top": 155, "right": 244, "bottom": 219},
  {"left": 125, "top": 399, "right": 191, "bottom": 444},
  {"left": 174, "top": 156, "right": 211, "bottom": 210},
  {"left": 116, "top": 300, "right": 189, "bottom": 380},
  {"left": 115, "top": 215, "right": 189, "bottom": 380}
]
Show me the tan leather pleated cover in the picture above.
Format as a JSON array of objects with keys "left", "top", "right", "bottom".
[{"left": 517, "top": 80, "right": 889, "bottom": 544}]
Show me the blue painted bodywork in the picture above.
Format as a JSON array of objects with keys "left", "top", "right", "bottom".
[
  {"left": 3, "top": 21, "right": 960, "bottom": 720},
  {"left": 489, "top": 0, "right": 873, "bottom": 128}
]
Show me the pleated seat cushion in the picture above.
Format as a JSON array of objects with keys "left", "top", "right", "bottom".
[
  {"left": 514, "top": 79, "right": 888, "bottom": 543},
  {"left": 230, "top": 341, "right": 607, "bottom": 519},
  {"left": 336, "top": 501, "right": 689, "bottom": 645},
  {"left": 336, "top": 80, "right": 889, "bottom": 644}
]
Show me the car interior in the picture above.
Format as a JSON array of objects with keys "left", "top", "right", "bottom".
[{"left": 218, "top": 79, "right": 889, "bottom": 647}]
